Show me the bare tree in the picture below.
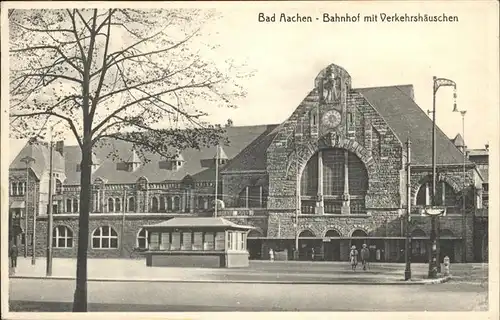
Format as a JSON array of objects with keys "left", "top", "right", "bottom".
[{"left": 9, "top": 8, "right": 251, "bottom": 312}]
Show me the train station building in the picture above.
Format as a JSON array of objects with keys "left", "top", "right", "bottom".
[{"left": 8, "top": 63, "right": 489, "bottom": 263}]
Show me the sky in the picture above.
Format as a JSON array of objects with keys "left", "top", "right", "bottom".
[{"left": 4, "top": 1, "right": 499, "bottom": 150}]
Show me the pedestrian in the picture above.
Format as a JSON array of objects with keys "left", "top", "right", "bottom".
[
  {"left": 269, "top": 248, "right": 274, "bottom": 262},
  {"left": 10, "top": 244, "right": 18, "bottom": 268},
  {"left": 349, "top": 245, "right": 358, "bottom": 271},
  {"left": 311, "top": 247, "right": 315, "bottom": 261},
  {"left": 360, "top": 244, "right": 370, "bottom": 271}
]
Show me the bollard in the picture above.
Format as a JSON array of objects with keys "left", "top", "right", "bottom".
[{"left": 443, "top": 256, "right": 450, "bottom": 276}]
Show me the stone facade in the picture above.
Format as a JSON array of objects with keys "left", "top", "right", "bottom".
[{"left": 9, "top": 63, "right": 488, "bottom": 263}]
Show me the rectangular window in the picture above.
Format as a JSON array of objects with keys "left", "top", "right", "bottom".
[
  {"left": 226, "top": 232, "right": 232, "bottom": 250},
  {"left": 160, "top": 233, "right": 170, "bottom": 250},
  {"left": 204, "top": 233, "right": 215, "bottom": 251},
  {"left": 150, "top": 233, "right": 160, "bottom": 250},
  {"left": 215, "top": 232, "right": 225, "bottom": 251},
  {"left": 231, "top": 232, "right": 238, "bottom": 251},
  {"left": 181, "top": 232, "right": 192, "bottom": 250},
  {"left": 171, "top": 232, "right": 181, "bottom": 250},
  {"left": 193, "top": 232, "right": 203, "bottom": 251},
  {"left": 240, "top": 232, "right": 245, "bottom": 250}
]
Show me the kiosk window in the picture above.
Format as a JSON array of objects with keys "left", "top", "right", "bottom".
[{"left": 204, "top": 233, "right": 214, "bottom": 250}]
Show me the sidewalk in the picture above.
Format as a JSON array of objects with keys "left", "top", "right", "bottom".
[{"left": 10, "top": 257, "right": 453, "bottom": 285}]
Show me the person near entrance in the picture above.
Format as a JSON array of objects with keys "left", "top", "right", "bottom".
[
  {"left": 360, "top": 244, "right": 370, "bottom": 271},
  {"left": 349, "top": 245, "right": 358, "bottom": 271},
  {"left": 268, "top": 248, "right": 274, "bottom": 262},
  {"left": 10, "top": 244, "right": 18, "bottom": 268}
]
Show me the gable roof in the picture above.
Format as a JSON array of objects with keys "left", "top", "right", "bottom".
[
  {"left": 144, "top": 217, "right": 254, "bottom": 229},
  {"left": 63, "top": 125, "right": 275, "bottom": 185},
  {"left": 10, "top": 141, "right": 65, "bottom": 179},
  {"left": 221, "top": 124, "right": 279, "bottom": 172},
  {"left": 355, "top": 85, "right": 472, "bottom": 166}
]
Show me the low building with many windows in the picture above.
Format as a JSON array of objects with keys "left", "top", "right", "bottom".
[{"left": 9, "top": 63, "right": 488, "bottom": 263}]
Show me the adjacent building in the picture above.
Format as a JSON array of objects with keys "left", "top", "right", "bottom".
[{"left": 8, "top": 63, "right": 489, "bottom": 263}]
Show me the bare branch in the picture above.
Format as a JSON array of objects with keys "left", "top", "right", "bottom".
[
  {"left": 11, "top": 73, "right": 82, "bottom": 85},
  {"left": 67, "top": 9, "right": 87, "bottom": 63},
  {"left": 11, "top": 111, "right": 83, "bottom": 148}
]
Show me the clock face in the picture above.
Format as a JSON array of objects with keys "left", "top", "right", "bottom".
[{"left": 322, "top": 110, "right": 342, "bottom": 128}]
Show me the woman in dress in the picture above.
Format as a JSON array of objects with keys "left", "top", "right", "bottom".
[{"left": 350, "top": 245, "right": 359, "bottom": 271}]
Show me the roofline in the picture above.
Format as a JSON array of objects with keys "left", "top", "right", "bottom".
[
  {"left": 221, "top": 170, "right": 267, "bottom": 175},
  {"left": 353, "top": 84, "right": 414, "bottom": 91}
]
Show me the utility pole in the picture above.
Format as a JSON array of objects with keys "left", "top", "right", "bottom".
[
  {"left": 214, "top": 145, "right": 219, "bottom": 218},
  {"left": 454, "top": 109, "right": 467, "bottom": 262},
  {"left": 404, "top": 137, "right": 412, "bottom": 280},
  {"left": 46, "top": 132, "right": 54, "bottom": 276}
]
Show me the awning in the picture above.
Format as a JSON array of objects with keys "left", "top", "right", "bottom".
[{"left": 10, "top": 201, "right": 25, "bottom": 209}]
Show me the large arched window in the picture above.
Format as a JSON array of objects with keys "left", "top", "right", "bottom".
[
  {"left": 136, "top": 228, "right": 148, "bottom": 249},
  {"left": 416, "top": 180, "right": 456, "bottom": 207},
  {"left": 52, "top": 225, "right": 73, "bottom": 248},
  {"left": 92, "top": 226, "right": 118, "bottom": 249},
  {"left": 300, "top": 148, "right": 368, "bottom": 214}
]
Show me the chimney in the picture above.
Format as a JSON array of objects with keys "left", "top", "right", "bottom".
[
  {"left": 55, "top": 141, "right": 64, "bottom": 156},
  {"left": 485, "top": 143, "right": 489, "bottom": 151}
]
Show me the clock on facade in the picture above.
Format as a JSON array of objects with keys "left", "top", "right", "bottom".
[{"left": 321, "top": 110, "right": 342, "bottom": 128}]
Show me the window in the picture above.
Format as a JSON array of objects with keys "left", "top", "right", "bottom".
[
  {"left": 151, "top": 197, "right": 159, "bottom": 212},
  {"left": 55, "top": 179, "right": 62, "bottom": 194},
  {"left": 52, "top": 226, "right": 73, "bottom": 248},
  {"left": 227, "top": 232, "right": 233, "bottom": 250},
  {"left": 193, "top": 232, "right": 203, "bottom": 250},
  {"left": 128, "top": 197, "right": 135, "bottom": 212},
  {"left": 108, "top": 198, "right": 115, "bottom": 212},
  {"left": 73, "top": 199, "right": 79, "bottom": 213},
  {"left": 240, "top": 232, "right": 246, "bottom": 250},
  {"left": 115, "top": 198, "right": 121, "bottom": 212},
  {"left": 137, "top": 228, "right": 148, "bottom": 249},
  {"left": 160, "top": 232, "right": 170, "bottom": 250},
  {"left": 92, "top": 226, "right": 118, "bottom": 249},
  {"left": 160, "top": 197, "right": 166, "bottom": 211},
  {"left": 181, "top": 232, "right": 192, "bottom": 250},
  {"left": 66, "top": 199, "right": 72, "bottom": 213},
  {"left": 10, "top": 182, "right": 26, "bottom": 196},
  {"left": 149, "top": 232, "right": 160, "bottom": 250},
  {"left": 416, "top": 181, "right": 456, "bottom": 207},
  {"left": 204, "top": 232, "right": 215, "bottom": 250},
  {"left": 173, "top": 196, "right": 181, "bottom": 211},
  {"left": 215, "top": 232, "right": 225, "bottom": 250},
  {"left": 372, "top": 127, "right": 382, "bottom": 159}
]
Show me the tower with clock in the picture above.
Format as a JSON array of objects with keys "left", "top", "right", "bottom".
[{"left": 314, "top": 64, "right": 351, "bottom": 139}]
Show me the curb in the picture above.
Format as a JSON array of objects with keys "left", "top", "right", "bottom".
[{"left": 9, "top": 275, "right": 452, "bottom": 285}]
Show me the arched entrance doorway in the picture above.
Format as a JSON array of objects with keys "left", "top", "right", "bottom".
[
  {"left": 440, "top": 229, "right": 455, "bottom": 263},
  {"left": 247, "top": 230, "right": 263, "bottom": 260},
  {"left": 298, "top": 230, "right": 318, "bottom": 261},
  {"left": 350, "top": 229, "right": 367, "bottom": 254},
  {"left": 324, "top": 229, "right": 341, "bottom": 261},
  {"left": 411, "top": 229, "right": 427, "bottom": 263}
]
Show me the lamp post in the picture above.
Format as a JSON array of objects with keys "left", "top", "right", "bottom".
[
  {"left": 453, "top": 109, "right": 467, "bottom": 262},
  {"left": 46, "top": 131, "right": 55, "bottom": 276},
  {"left": 404, "top": 137, "right": 412, "bottom": 280},
  {"left": 427, "top": 76, "right": 457, "bottom": 278}
]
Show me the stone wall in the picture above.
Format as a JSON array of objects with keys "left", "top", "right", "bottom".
[{"left": 222, "top": 173, "right": 268, "bottom": 208}]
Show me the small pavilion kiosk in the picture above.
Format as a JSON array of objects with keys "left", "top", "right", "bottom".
[{"left": 143, "top": 217, "right": 253, "bottom": 268}]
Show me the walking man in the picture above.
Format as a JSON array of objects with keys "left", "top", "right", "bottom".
[
  {"left": 360, "top": 244, "right": 370, "bottom": 271},
  {"left": 10, "top": 243, "right": 18, "bottom": 268}
]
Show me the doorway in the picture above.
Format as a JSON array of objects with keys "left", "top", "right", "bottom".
[
  {"left": 324, "top": 229, "right": 341, "bottom": 261},
  {"left": 349, "top": 229, "right": 368, "bottom": 253}
]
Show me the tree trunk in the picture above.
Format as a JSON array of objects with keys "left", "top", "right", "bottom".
[{"left": 72, "top": 138, "right": 92, "bottom": 312}]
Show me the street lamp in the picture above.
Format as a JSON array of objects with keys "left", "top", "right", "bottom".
[
  {"left": 20, "top": 155, "right": 36, "bottom": 264},
  {"left": 427, "top": 76, "right": 457, "bottom": 278},
  {"left": 453, "top": 109, "right": 467, "bottom": 262},
  {"left": 404, "top": 138, "right": 412, "bottom": 280}
]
